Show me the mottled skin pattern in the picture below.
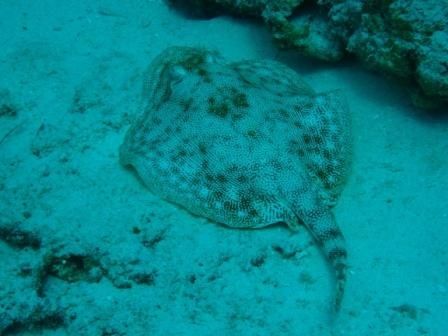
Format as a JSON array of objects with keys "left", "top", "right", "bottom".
[{"left": 120, "top": 46, "right": 351, "bottom": 310}]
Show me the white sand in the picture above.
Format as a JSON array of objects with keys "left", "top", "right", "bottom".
[{"left": 0, "top": 1, "right": 447, "bottom": 335}]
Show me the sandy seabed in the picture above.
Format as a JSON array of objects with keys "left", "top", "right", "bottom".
[{"left": 0, "top": 1, "right": 447, "bottom": 335}]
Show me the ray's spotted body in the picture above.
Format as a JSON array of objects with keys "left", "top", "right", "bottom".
[{"left": 120, "top": 46, "right": 352, "bottom": 310}]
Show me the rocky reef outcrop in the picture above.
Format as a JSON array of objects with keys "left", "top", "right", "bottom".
[{"left": 169, "top": 0, "right": 448, "bottom": 108}]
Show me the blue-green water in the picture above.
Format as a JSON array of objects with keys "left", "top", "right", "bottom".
[{"left": 0, "top": 1, "right": 447, "bottom": 335}]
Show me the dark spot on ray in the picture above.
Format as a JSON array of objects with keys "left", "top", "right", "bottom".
[
  {"left": 177, "top": 149, "right": 187, "bottom": 157},
  {"left": 328, "top": 248, "right": 347, "bottom": 262},
  {"left": 303, "top": 134, "right": 311, "bottom": 144},
  {"left": 237, "top": 175, "right": 248, "bottom": 183},
  {"left": 207, "top": 96, "right": 229, "bottom": 118},
  {"left": 248, "top": 208, "right": 258, "bottom": 217},
  {"left": 270, "top": 159, "right": 283, "bottom": 170},
  {"left": 198, "top": 143, "right": 207, "bottom": 154},
  {"left": 216, "top": 174, "right": 228, "bottom": 183},
  {"left": 246, "top": 130, "right": 257, "bottom": 138},
  {"left": 197, "top": 68, "right": 207, "bottom": 77},
  {"left": 203, "top": 76, "right": 212, "bottom": 84},
  {"left": 201, "top": 160, "right": 208, "bottom": 169},
  {"left": 294, "top": 121, "right": 302, "bottom": 128},
  {"left": 231, "top": 90, "right": 249, "bottom": 108},
  {"left": 278, "top": 109, "right": 289, "bottom": 118},
  {"left": 323, "top": 228, "right": 342, "bottom": 241},
  {"left": 316, "top": 169, "right": 326, "bottom": 180},
  {"left": 178, "top": 53, "right": 207, "bottom": 72},
  {"left": 313, "top": 135, "right": 323, "bottom": 145}
]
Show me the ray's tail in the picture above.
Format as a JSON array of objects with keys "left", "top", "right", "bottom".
[{"left": 303, "top": 209, "right": 347, "bottom": 311}]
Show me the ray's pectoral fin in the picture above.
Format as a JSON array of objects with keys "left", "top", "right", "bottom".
[
  {"left": 248, "top": 196, "right": 302, "bottom": 230},
  {"left": 293, "top": 90, "right": 352, "bottom": 207}
]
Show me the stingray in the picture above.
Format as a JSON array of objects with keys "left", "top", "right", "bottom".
[{"left": 120, "top": 46, "right": 352, "bottom": 310}]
